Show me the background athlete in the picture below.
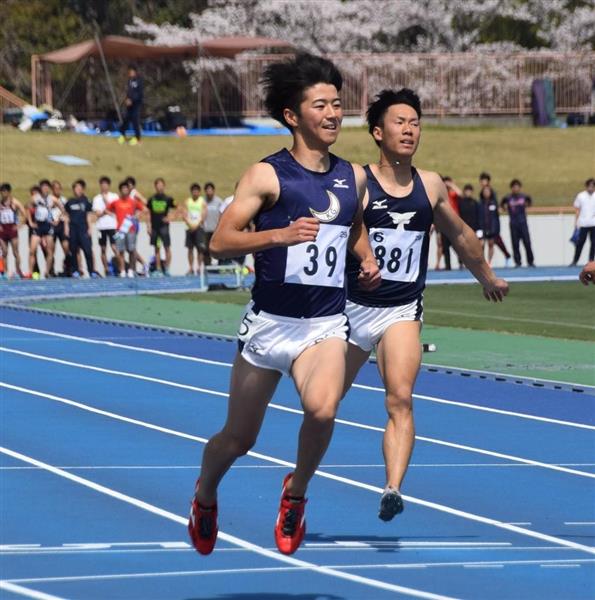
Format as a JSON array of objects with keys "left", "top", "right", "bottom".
[
  {"left": 188, "top": 53, "right": 380, "bottom": 557},
  {"left": 344, "top": 89, "right": 509, "bottom": 521}
]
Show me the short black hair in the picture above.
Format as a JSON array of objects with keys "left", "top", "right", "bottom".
[
  {"left": 261, "top": 53, "right": 343, "bottom": 130},
  {"left": 126, "top": 176, "right": 136, "bottom": 186},
  {"left": 128, "top": 64, "right": 138, "bottom": 72},
  {"left": 1, "top": 182, "right": 12, "bottom": 192},
  {"left": 367, "top": 89, "right": 422, "bottom": 139},
  {"left": 479, "top": 172, "right": 491, "bottom": 181},
  {"left": 30, "top": 185, "right": 41, "bottom": 194},
  {"left": 118, "top": 181, "right": 130, "bottom": 192},
  {"left": 463, "top": 184, "right": 474, "bottom": 192},
  {"left": 510, "top": 179, "right": 522, "bottom": 188},
  {"left": 204, "top": 182, "right": 215, "bottom": 190},
  {"left": 39, "top": 179, "right": 51, "bottom": 188},
  {"left": 442, "top": 175, "right": 452, "bottom": 182},
  {"left": 190, "top": 183, "right": 201, "bottom": 191},
  {"left": 72, "top": 179, "right": 86, "bottom": 189},
  {"left": 154, "top": 177, "right": 165, "bottom": 185},
  {"left": 586, "top": 178, "right": 595, "bottom": 186},
  {"left": 99, "top": 176, "right": 111, "bottom": 185}
]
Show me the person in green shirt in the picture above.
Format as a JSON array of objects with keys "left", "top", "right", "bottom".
[
  {"left": 183, "top": 182, "right": 208, "bottom": 276},
  {"left": 147, "top": 178, "right": 176, "bottom": 275}
]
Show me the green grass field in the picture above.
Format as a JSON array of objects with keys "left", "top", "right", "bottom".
[
  {"left": 32, "top": 281, "right": 595, "bottom": 385},
  {"left": 1, "top": 124, "right": 592, "bottom": 207},
  {"left": 152, "top": 281, "right": 594, "bottom": 342}
]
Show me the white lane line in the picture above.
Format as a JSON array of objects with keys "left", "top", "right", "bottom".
[
  {"left": 2, "top": 321, "right": 593, "bottom": 417},
  {"left": 0, "top": 581, "right": 66, "bottom": 600},
  {"left": 0, "top": 446, "right": 456, "bottom": 600},
  {"left": 3, "top": 352, "right": 594, "bottom": 480},
  {"left": 3, "top": 463, "right": 594, "bottom": 471},
  {"left": 564, "top": 522, "right": 595, "bottom": 526},
  {"left": 3, "top": 320, "right": 593, "bottom": 390},
  {"left": 6, "top": 558, "right": 594, "bottom": 585},
  {"left": 539, "top": 564, "right": 582, "bottom": 568},
  {"left": 2, "top": 383, "right": 595, "bottom": 558}
]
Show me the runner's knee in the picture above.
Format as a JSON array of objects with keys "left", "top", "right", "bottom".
[{"left": 385, "top": 388, "right": 413, "bottom": 415}]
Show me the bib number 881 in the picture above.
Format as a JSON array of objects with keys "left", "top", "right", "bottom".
[{"left": 372, "top": 231, "right": 413, "bottom": 275}]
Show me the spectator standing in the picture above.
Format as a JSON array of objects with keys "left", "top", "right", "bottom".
[
  {"left": 65, "top": 179, "right": 97, "bottom": 278},
  {"left": 458, "top": 184, "right": 481, "bottom": 235},
  {"left": 147, "top": 177, "right": 176, "bottom": 275},
  {"left": 571, "top": 178, "right": 595, "bottom": 266},
  {"left": 50, "top": 180, "right": 70, "bottom": 276},
  {"left": 92, "top": 176, "right": 119, "bottom": 275},
  {"left": 107, "top": 181, "right": 146, "bottom": 278},
  {"left": 125, "top": 176, "right": 148, "bottom": 275},
  {"left": 183, "top": 183, "right": 207, "bottom": 275},
  {"left": 28, "top": 180, "right": 64, "bottom": 278},
  {"left": 441, "top": 176, "right": 462, "bottom": 270},
  {"left": 118, "top": 65, "right": 143, "bottom": 146},
  {"left": 203, "top": 182, "right": 222, "bottom": 265},
  {"left": 479, "top": 172, "right": 511, "bottom": 266},
  {"left": 501, "top": 179, "right": 535, "bottom": 267},
  {"left": 0, "top": 183, "right": 27, "bottom": 278}
]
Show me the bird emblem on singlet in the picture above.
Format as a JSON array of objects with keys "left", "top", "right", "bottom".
[
  {"left": 309, "top": 190, "right": 341, "bottom": 222},
  {"left": 388, "top": 211, "right": 416, "bottom": 231}
]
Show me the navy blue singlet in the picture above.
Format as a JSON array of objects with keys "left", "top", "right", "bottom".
[
  {"left": 252, "top": 148, "right": 358, "bottom": 318},
  {"left": 346, "top": 165, "right": 433, "bottom": 307}
]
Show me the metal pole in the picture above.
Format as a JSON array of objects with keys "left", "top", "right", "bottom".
[{"left": 93, "top": 22, "right": 122, "bottom": 122}]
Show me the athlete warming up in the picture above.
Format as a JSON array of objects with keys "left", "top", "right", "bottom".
[
  {"left": 343, "top": 89, "right": 509, "bottom": 522},
  {"left": 188, "top": 54, "right": 380, "bottom": 556}
]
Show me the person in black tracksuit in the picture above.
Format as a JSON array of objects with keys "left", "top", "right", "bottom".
[
  {"left": 119, "top": 65, "right": 144, "bottom": 142},
  {"left": 65, "top": 179, "right": 96, "bottom": 277}
]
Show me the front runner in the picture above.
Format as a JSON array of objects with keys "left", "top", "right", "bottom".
[
  {"left": 344, "top": 89, "right": 509, "bottom": 521},
  {"left": 188, "top": 53, "right": 380, "bottom": 556}
]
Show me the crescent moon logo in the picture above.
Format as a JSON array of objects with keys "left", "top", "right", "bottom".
[{"left": 309, "top": 190, "right": 341, "bottom": 222}]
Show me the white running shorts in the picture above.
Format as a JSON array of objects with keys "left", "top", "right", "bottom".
[
  {"left": 237, "top": 303, "right": 349, "bottom": 376},
  {"left": 345, "top": 297, "right": 423, "bottom": 352}
]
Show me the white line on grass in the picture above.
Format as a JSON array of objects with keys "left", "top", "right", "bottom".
[
  {"left": 2, "top": 321, "right": 593, "bottom": 393},
  {"left": 2, "top": 382, "right": 595, "bottom": 557},
  {"left": 0, "top": 446, "right": 457, "bottom": 600},
  {"left": 428, "top": 309, "right": 595, "bottom": 330},
  {"left": 2, "top": 353, "right": 594, "bottom": 480}
]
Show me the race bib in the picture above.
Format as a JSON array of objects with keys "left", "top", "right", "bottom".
[
  {"left": 0, "top": 207, "right": 15, "bottom": 225},
  {"left": 119, "top": 216, "right": 134, "bottom": 233},
  {"left": 369, "top": 227, "right": 424, "bottom": 283},
  {"left": 34, "top": 204, "right": 49, "bottom": 222},
  {"left": 284, "top": 223, "right": 349, "bottom": 288}
]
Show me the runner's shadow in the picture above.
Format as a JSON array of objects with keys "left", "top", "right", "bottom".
[{"left": 305, "top": 532, "right": 479, "bottom": 553}]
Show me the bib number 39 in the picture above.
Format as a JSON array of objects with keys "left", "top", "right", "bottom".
[{"left": 285, "top": 223, "right": 349, "bottom": 288}]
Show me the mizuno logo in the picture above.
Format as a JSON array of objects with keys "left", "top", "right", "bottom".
[
  {"left": 372, "top": 199, "right": 388, "bottom": 210},
  {"left": 388, "top": 211, "right": 417, "bottom": 230},
  {"left": 333, "top": 179, "right": 349, "bottom": 189}
]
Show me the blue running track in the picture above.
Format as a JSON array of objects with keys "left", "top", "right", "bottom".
[{"left": 0, "top": 307, "right": 594, "bottom": 600}]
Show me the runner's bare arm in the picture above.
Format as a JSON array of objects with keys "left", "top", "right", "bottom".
[
  {"left": 431, "top": 174, "right": 509, "bottom": 302},
  {"left": 209, "top": 162, "right": 320, "bottom": 259},
  {"left": 348, "top": 163, "right": 380, "bottom": 290},
  {"left": 14, "top": 199, "right": 27, "bottom": 224}
]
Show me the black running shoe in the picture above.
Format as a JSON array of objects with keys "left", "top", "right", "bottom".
[{"left": 378, "top": 488, "right": 404, "bottom": 522}]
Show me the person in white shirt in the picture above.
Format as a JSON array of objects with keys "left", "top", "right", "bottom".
[
  {"left": 571, "top": 178, "right": 595, "bottom": 266},
  {"left": 92, "top": 176, "right": 119, "bottom": 275}
]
